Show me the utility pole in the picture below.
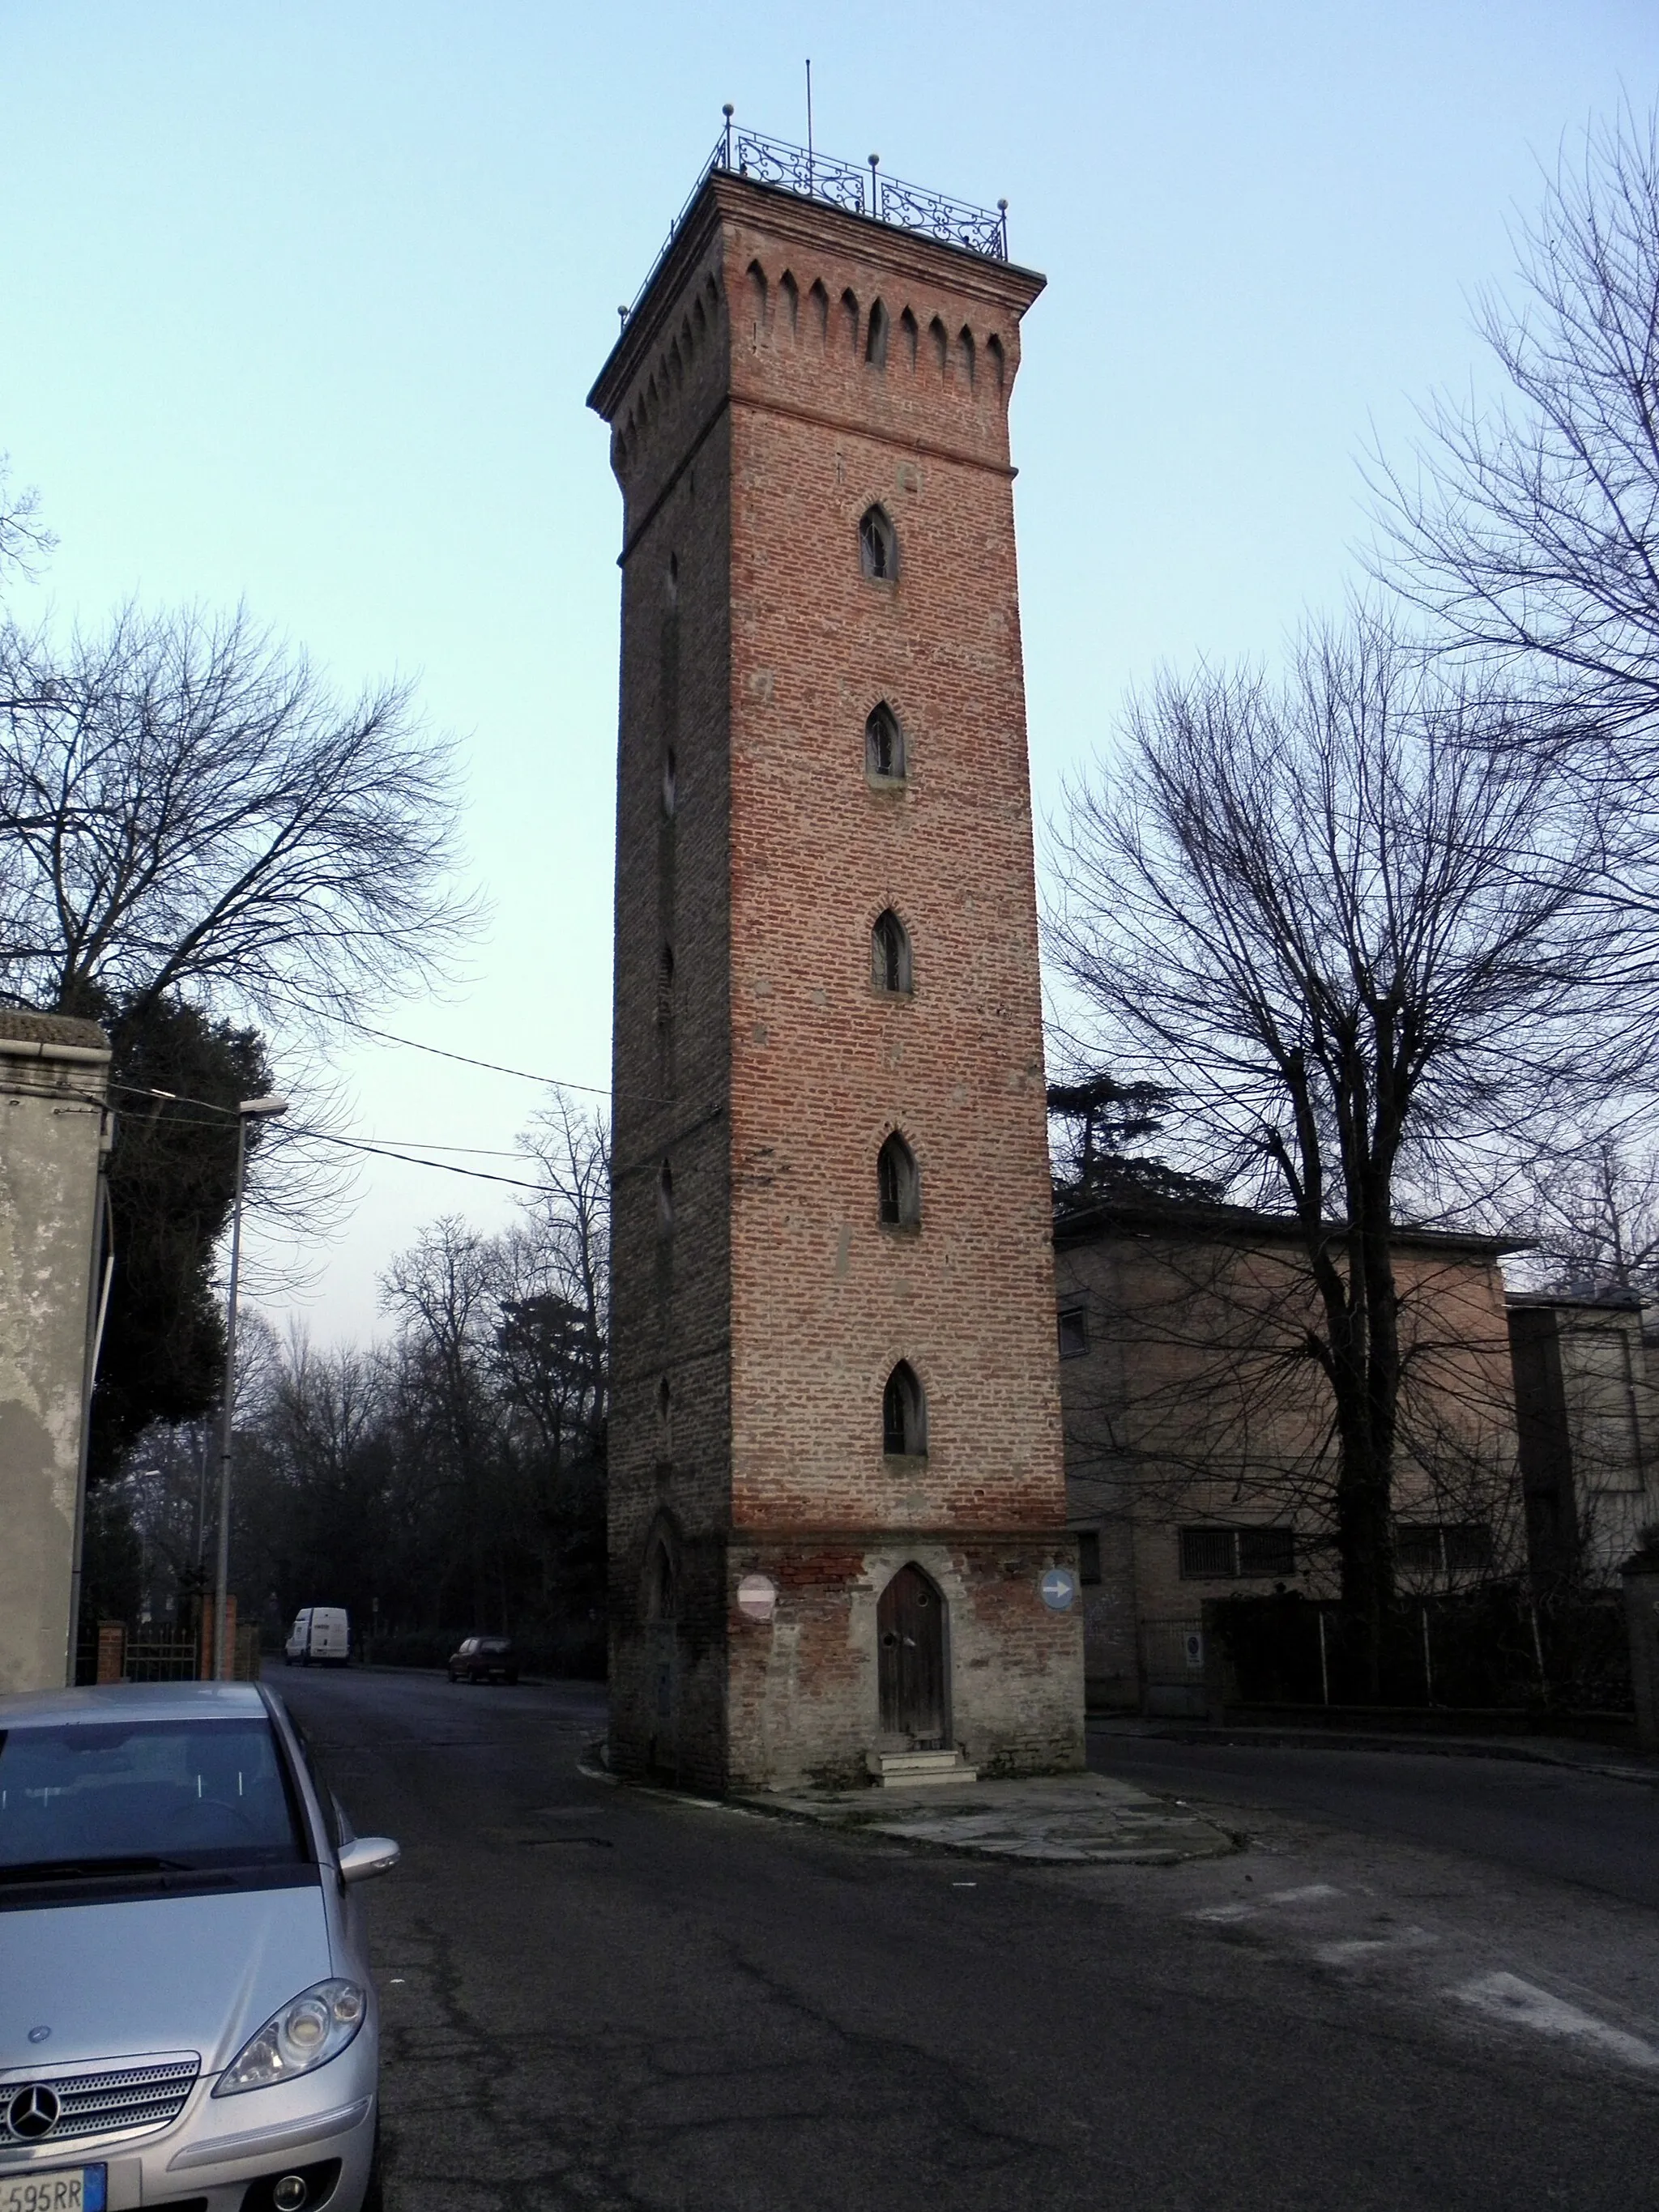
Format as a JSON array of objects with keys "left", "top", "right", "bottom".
[{"left": 213, "top": 1095, "right": 287, "bottom": 1681}]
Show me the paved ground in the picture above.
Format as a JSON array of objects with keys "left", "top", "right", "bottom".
[
  {"left": 277, "top": 1667, "right": 1659, "bottom": 2211},
  {"left": 1085, "top": 1721, "right": 1659, "bottom": 1907},
  {"left": 726, "top": 1766, "right": 1237, "bottom": 1862}
]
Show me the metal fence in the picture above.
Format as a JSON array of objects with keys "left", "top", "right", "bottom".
[
  {"left": 1205, "top": 1587, "right": 1632, "bottom": 1715},
  {"left": 122, "top": 1631, "right": 200, "bottom": 1683}
]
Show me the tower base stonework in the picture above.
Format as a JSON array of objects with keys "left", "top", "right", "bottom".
[{"left": 593, "top": 126, "right": 1083, "bottom": 1793}]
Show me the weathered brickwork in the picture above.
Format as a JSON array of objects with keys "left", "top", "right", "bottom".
[{"left": 592, "top": 171, "right": 1083, "bottom": 1790}]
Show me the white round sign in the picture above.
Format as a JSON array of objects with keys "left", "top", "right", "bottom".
[{"left": 736, "top": 1573, "right": 778, "bottom": 1622}]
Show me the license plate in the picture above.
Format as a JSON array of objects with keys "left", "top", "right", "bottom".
[{"left": 0, "top": 2167, "right": 106, "bottom": 2212}]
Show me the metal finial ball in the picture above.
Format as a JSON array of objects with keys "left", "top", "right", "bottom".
[
  {"left": 998, "top": 198, "right": 1009, "bottom": 211},
  {"left": 723, "top": 103, "right": 735, "bottom": 117},
  {"left": 617, "top": 306, "right": 628, "bottom": 325},
  {"left": 869, "top": 152, "right": 880, "bottom": 167}
]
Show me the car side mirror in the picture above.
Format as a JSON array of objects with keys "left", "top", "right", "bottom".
[{"left": 337, "top": 1835, "right": 400, "bottom": 1886}]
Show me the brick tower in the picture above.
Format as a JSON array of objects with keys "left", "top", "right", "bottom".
[{"left": 590, "top": 121, "right": 1082, "bottom": 1791}]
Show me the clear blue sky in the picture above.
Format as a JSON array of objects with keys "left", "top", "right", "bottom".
[{"left": 4, "top": 2, "right": 1657, "bottom": 1340}]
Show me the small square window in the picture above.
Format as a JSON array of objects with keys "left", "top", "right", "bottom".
[
  {"left": 1237, "top": 1526, "right": 1295, "bottom": 1578},
  {"left": 1179, "top": 1528, "right": 1237, "bottom": 1579},
  {"left": 1057, "top": 1306, "right": 1089, "bottom": 1358},
  {"left": 1395, "top": 1524, "right": 1444, "bottom": 1574},
  {"left": 1442, "top": 1524, "right": 1493, "bottom": 1573}
]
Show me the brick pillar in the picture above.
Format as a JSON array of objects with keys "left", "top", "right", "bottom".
[
  {"left": 1622, "top": 1563, "right": 1659, "bottom": 1753},
  {"left": 95, "top": 1621, "right": 126, "bottom": 1684}
]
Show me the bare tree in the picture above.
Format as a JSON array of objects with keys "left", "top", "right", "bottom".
[
  {"left": 379, "top": 1217, "right": 503, "bottom": 1628},
  {"left": 0, "top": 454, "right": 54, "bottom": 593},
  {"left": 1048, "top": 615, "right": 1624, "bottom": 1683},
  {"left": 496, "top": 1097, "right": 611, "bottom": 1453},
  {"left": 1515, "top": 1132, "right": 1659, "bottom": 1297},
  {"left": 1369, "top": 103, "right": 1659, "bottom": 746},
  {"left": 0, "top": 601, "right": 479, "bottom": 1026}
]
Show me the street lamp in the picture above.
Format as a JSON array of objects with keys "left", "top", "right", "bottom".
[{"left": 212, "top": 1094, "right": 288, "bottom": 1681}]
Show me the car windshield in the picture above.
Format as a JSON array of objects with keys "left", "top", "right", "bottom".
[
  {"left": 479, "top": 1639, "right": 510, "bottom": 1653},
  {"left": 0, "top": 1717, "right": 308, "bottom": 1885}
]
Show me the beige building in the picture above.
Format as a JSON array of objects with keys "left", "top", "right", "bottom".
[
  {"left": 1509, "top": 1291, "right": 1659, "bottom": 1592},
  {"left": 0, "top": 1012, "right": 112, "bottom": 1694},
  {"left": 1053, "top": 1197, "right": 1525, "bottom": 1712}
]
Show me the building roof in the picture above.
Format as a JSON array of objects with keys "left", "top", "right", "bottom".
[
  {"left": 1053, "top": 1191, "right": 1523, "bottom": 1263},
  {"left": 0, "top": 1009, "right": 110, "bottom": 1055},
  {"left": 1507, "top": 1286, "right": 1645, "bottom": 1314}
]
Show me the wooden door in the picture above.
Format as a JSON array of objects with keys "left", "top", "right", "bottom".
[{"left": 877, "top": 1564, "right": 947, "bottom": 1746}]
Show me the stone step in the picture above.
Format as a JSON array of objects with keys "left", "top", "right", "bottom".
[{"left": 868, "top": 1750, "right": 979, "bottom": 1788}]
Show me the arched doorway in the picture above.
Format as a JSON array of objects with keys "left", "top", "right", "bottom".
[{"left": 877, "top": 1563, "right": 947, "bottom": 1748}]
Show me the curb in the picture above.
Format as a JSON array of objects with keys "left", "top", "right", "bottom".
[
  {"left": 576, "top": 1740, "right": 1239, "bottom": 1865},
  {"left": 1088, "top": 1720, "right": 1659, "bottom": 1790}
]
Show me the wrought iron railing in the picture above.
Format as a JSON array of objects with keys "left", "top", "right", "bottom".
[{"left": 621, "top": 110, "right": 1010, "bottom": 326}]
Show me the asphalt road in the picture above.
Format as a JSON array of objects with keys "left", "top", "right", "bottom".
[
  {"left": 277, "top": 1666, "right": 1659, "bottom": 2212},
  {"left": 1085, "top": 1726, "right": 1659, "bottom": 1907}
]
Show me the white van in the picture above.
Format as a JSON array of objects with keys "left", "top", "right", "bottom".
[{"left": 284, "top": 1605, "right": 352, "bottom": 1667}]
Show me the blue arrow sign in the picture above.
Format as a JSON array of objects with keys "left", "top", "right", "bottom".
[{"left": 1040, "top": 1566, "right": 1077, "bottom": 1612}]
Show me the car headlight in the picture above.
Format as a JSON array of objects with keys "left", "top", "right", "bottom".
[{"left": 214, "top": 1978, "right": 367, "bottom": 2095}]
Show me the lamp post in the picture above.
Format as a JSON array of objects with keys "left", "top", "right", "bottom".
[{"left": 213, "top": 1094, "right": 288, "bottom": 1682}]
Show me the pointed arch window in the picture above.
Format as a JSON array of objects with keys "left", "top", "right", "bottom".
[
  {"left": 645, "top": 1536, "right": 678, "bottom": 1621},
  {"left": 883, "top": 1362, "right": 927, "bottom": 1457},
  {"left": 865, "top": 702, "right": 906, "bottom": 782},
  {"left": 859, "top": 504, "right": 898, "bottom": 581},
  {"left": 866, "top": 299, "right": 890, "bottom": 369},
  {"left": 878, "top": 1132, "right": 919, "bottom": 1227},
  {"left": 872, "top": 910, "right": 912, "bottom": 995},
  {"left": 657, "top": 1159, "right": 675, "bottom": 1233}
]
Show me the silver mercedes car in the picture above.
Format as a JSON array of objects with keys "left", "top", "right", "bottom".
[{"left": 0, "top": 1681, "right": 398, "bottom": 2212}]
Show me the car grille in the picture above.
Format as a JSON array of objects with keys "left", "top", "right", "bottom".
[{"left": 0, "top": 2056, "right": 200, "bottom": 2146}]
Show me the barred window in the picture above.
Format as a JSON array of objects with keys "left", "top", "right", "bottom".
[
  {"left": 1396, "top": 1523, "right": 1493, "bottom": 1575},
  {"left": 1179, "top": 1528, "right": 1237, "bottom": 1579},
  {"left": 1179, "top": 1526, "right": 1296, "bottom": 1580},
  {"left": 1237, "top": 1526, "right": 1296, "bottom": 1578}
]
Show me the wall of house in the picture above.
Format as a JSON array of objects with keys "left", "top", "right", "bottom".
[
  {"left": 0, "top": 1016, "right": 110, "bottom": 1694},
  {"left": 594, "top": 174, "right": 1082, "bottom": 1789},
  {"left": 1056, "top": 1213, "right": 1525, "bottom": 1708},
  {"left": 1510, "top": 1296, "right": 1659, "bottom": 1589}
]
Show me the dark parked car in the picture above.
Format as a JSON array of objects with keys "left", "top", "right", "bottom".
[{"left": 446, "top": 1636, "right": 519, "bottom": 1685}]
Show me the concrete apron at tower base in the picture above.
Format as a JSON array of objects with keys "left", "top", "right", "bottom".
[{"left": 608, "top": 1533, "right": 1085, "bottom": 1795}]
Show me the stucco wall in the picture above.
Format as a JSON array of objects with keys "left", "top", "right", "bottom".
[
  {"left": 0, "top": 1016, "right": 110, "bottom": 1694},
  {"left": 1056, "top": 1208, "right": 1525, "bottom": 1708}
]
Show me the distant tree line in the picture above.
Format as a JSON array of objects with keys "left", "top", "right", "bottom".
[{"left": 93, "top": 1101, "right": 610, "bottom": 1674}]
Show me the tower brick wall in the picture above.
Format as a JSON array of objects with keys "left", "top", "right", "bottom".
[{"left": 593, "top": 164, "right": 1083, "bottom": 1790}]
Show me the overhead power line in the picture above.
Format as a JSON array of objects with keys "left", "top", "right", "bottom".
[
  {"left": 348, "top": 1022, "right": 612, "bottom": 1097},
  {"left": 105, "top": 1080, "right": 551, "bottom": 1192},
  {"left": 289, "top": 1125, "right": 550, "bottom": 1192}
]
